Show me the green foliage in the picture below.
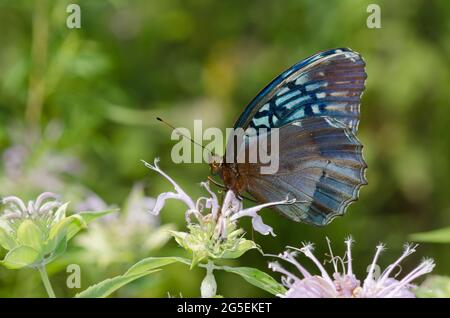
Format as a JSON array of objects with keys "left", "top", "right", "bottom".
[
  {"left": 219, "top": 266, "right": 286, "bottom": 296},
  {"left": 66, "top": 209, "right": 119, "bottom": 240},
  {"left": 0, "top": 206, "right": 116, "bottom": 270},
  {"left": 125, "top": 257, "right": 190, "bottom": 276},
  {"left": 410, "top": 227, "right": 450, "bottom": 243},
  {"left": 2, "top": 246, "right": 40, "bottom": 270},
  {"left": 76, "top": 269, "right": 161, "bottom": 298},
  {"left": 100, "top": 256, "right": 285, "bottom": 297}
]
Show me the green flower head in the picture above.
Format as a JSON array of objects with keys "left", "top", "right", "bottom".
[{"left": 0, "top": 192, "right": 86, "bottom": 269}]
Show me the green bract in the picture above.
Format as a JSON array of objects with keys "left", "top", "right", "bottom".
[
  {"left": 0, "top": 193, "right": 115, "bottom": 269},
  {"left": 170, "top": 215, "right": 260, "bottom": 268}
]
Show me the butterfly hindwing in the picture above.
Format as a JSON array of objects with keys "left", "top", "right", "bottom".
[
  {"left": 234, "top": 48, "right": 366, "bottom": 134},
  {"left": 238, "top": 117, "right": 367, "bottom": 225}
]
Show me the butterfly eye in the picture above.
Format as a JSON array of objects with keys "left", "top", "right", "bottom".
[
  {"left": 208, "top": 155, "right": 223, "bottom": 175},
  {"left": 210, "top": 161, "right": 221, "bottom": 175}
]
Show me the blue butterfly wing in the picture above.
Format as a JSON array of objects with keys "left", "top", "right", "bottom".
[
  {"left": 234, "top": 48, "right": 366, "bottom": 133},
  {"left": 239, "top": 117, "right": 367, "bottom": 225},
  {"left": 232, "top": 48, "right": 367, "bottom": 225}
]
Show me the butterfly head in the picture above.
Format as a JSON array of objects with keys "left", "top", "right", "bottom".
[{"left": 208, "top": 154, "right": 223, "bottom": 175}]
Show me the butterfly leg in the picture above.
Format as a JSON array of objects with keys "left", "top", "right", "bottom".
[
  {"left": 208, "top": 176, "right": 227, "bottom": 190},
  {"left": 238, "top": 194, "right": 259, "bottom": 203}
]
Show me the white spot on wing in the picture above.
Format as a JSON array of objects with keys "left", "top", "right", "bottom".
[
  {"left": 276, "top": 90, "right": 301, "bottom": 105},
  {"left": 284, "top": 95, "right": 310, "bottom": 110},
  {"left": 330, "top": 91, "right": 348, "bottom": 97},
  {"left": 312, "top": 104, "right": 321, "bottom": 114},
  {"left": 252, "top": 116, "right": 269, "bottom": 127},
  {"left": 276, "top": 87, "right": 290, "bottom": 96},
  {"left": 305, "top": 82, "right": 327, "bottom": 91},
  {"left": 295, "top": 75, "right": 308, "bottom": 85},
  {"left": 286, "top": 108, "right": 305, "bottom": 121},
  {"left": 272, "top": 115, "right": 279, "bottom": 125},
  {"left": 343, "top": 51, "right": 357, "bottom": 62},
  {"left": 260, "top": 103, "right": 270, "bottom": 112},
  {"left": 316, "top": 92, "right": 326, "bottom": 98}
]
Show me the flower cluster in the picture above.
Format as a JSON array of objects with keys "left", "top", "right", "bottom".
[
  {"left": 142, "top": 159, "right": 293, "bottom": 266},
  {"left": 269, "top": 237, "right": 435, "bottom": 298},
  {"left": 0, "top": 192, "right": 86, "bottom": 269}
]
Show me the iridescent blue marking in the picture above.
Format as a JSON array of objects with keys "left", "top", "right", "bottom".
[{"left": 234, "top": 48, "right": 366, "bottom": 135}]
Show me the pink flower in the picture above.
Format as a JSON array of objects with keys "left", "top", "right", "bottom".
[{"left": 269, "top": 237, "right": 435, "bottom": 298}]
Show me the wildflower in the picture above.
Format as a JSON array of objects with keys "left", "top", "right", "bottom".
[
  {"left": 142, "top": 159, "right": 293, "bottom": 266},
  {"left": 0, "top": 192, "right": 114, "bottom": 270},
  {"left": 269, "top": 237, "right": 435, "bottom": 298},
  {"left": 0, "top": 192, "right": 115, "bottom": 297},
  {"left": 0, "top": 192, "right": 87, "bottom": 269}
]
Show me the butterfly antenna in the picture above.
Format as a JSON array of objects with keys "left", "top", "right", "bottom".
[{"left": 156, "top": 117, "right": 215, "bottom": 156}]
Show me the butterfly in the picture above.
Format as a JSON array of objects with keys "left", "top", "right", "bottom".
[{"left": 210, "top": 48, "right": 367, "bottom": 226}]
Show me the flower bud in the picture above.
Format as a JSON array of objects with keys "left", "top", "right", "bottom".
[{"left": 200, "top": 262, "right": 217, "bottom": 298}]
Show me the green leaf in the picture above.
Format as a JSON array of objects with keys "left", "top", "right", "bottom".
[
  {"left": 16, "top": 220, "right": 44, "bottom": 251},
  {"left": 77, "top": 256, "right": 190, "bottom": 298},
  {"left": 51, "top": 202, "right": 69, "bottom": 225},
  {"left": 416, "top": 275, "right": 450, "bottom": 298},
  {"left": 410, "top": 227, "right": 450, "bottom": 243},
  {"left": 0, "top": 227, "right": 16, "bottom": 250},
  {"left": 169, "top": 230, "right": 189, "bottom": 249},
  {"left": 66, "top": 209, "right": 118, "bottom": 240},
  {"left": 0, "top": 219, "right": 13, "bottom": 234},
  {"left": 45, "top": 215, "right": 85, "bottom": 255},
  {"left": 49, "top": 214, "right": 85, "bottom": 241},
  {"left": 125, "top": 256, "right": 190, "bottom": 276},
  {"left": 44, "top": 236, "right": 68, "bottom": 264},
  {"left": 190, "top": 252, "right": 206, "bottom": 269},
  {"left": 1, "top": 246, "right": 40, "bottom": 269},
  {"left": 220, "top": 239, "right": 260, "bottom": 259},
  {"left": 220, "top": 266, "right": 286, "bottom": 296},
  {"left": 75, "top": 270, "right": 160, "bottom": 298}
]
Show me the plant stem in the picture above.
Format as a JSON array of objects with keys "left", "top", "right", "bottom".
[
  {"left": 38, "top": 265, "right": 56, "bottom": 298},
  {"left": 26, "top": 0, "right": 49, "bottom": 130}
]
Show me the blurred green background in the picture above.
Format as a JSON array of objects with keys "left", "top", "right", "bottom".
[{"left": 0, "top": 0, "right": 449, "bottom": 297}]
